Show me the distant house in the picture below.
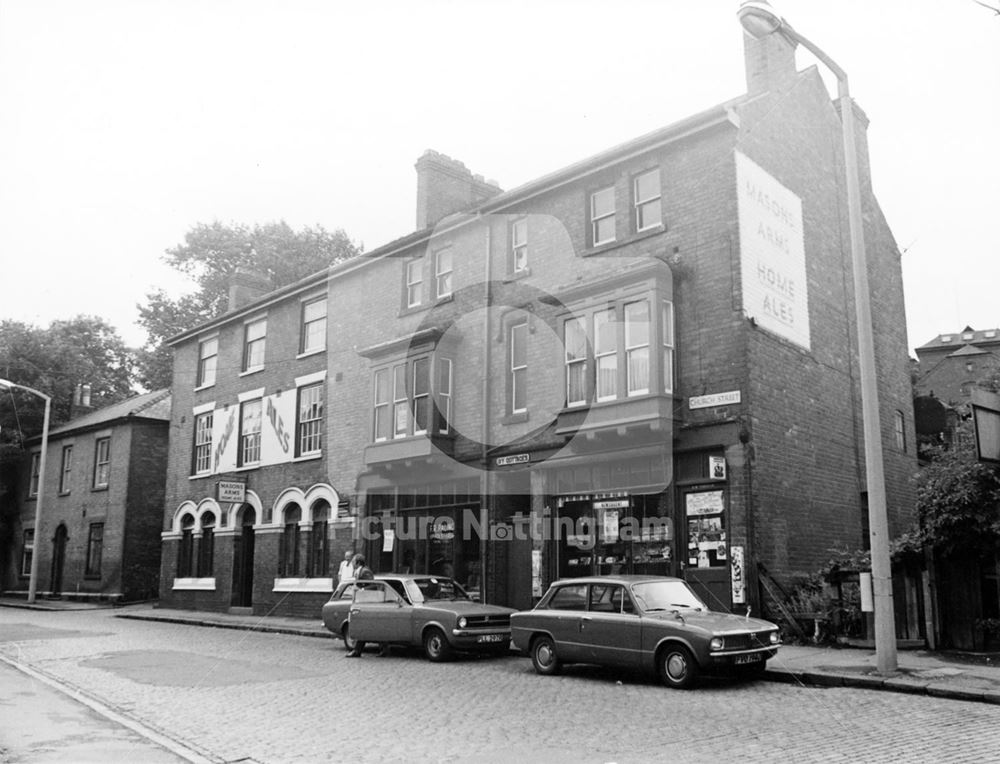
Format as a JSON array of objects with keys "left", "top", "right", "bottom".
[
  {"left": 3, "top": 389, "right": 171, "bottom": 602},
  {"left": 914, "top": 326, "right": 1000, "bottom": 407}
]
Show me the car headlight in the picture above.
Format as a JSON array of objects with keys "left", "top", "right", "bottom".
[
  {"left": 769, "top": 631, "right": 781, "bottom": 644},
  {"left": 458, "top": 617, "right": 468, "bottom": 629},
  {"left": 709, "top": 637, "right": 724, "bottom": 651}
]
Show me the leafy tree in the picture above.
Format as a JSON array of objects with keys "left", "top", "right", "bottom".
[
  {"left": 0, "top": 316, "right": 135, "bottom": 440},
  {"left": 136, "top": 220, "right": 359, "bottom": 389},
  {"left": 916, "top": 420, "right": 1000, "bottom": 556}
]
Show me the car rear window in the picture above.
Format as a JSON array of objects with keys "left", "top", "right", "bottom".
[{"left": 547, "top": 584, "right": 587, "bottom": 611}]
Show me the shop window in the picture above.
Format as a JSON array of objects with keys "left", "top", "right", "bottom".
[
  {"left": 280, "top": 505, "right": 302, "bottom": 576},
  {"left": 197, "top": 336, "right": 218, "bottom": 387},
  {"left": 59, "top": 445, "right": 73, "bottom": 494},
  {"left": 242, "top": 317, "right": 267, "bottom": 372},
  {"left": 85, "top": 523, "right": 104, "bottom": 577},
  {"left": 21, "top": 529, "right": 34, "bottom": 576},
  {"left": 177, "top": 514, "right": 195, "bottom": 578},
  {"left": 300, "top": 296, "right": 327, "bottom": 354},
  {"left": 685, "top": 491, "right": 727, "bottom": 569},
  {"left": 198, "top": 512, "right": 215, "bottom": 577},
  {"left": 297, "top": 383, "right": 324, "bottom": 456},
  {"left": 238, "top": 399, "right": 262, "bottom": 467},
  {"left": 93, "top": 437, "right": 110, "bottom": 489},
  {"left": 193, "top": 411, "right": 213, "bottom": 475}
]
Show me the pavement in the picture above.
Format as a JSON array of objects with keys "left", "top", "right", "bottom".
[{"left": 3, "top": 596, "right": 1000, "bottom": 708}]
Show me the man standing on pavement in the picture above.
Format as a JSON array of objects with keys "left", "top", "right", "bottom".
[
  {"left": 344, "top": 554, "right": 388, "bottom": 658},
  {"left": 337, "top": 550, "right": 355, "bottom": 586}
]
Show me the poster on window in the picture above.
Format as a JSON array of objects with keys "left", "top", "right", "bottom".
[{"left": 731, "top": 545, "right": 746, "bottom": 604}]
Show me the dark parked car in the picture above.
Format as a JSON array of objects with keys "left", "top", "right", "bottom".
[
  {"left": 511, "top": 575, "right": 781, "bottom": 688},
  {"left": 322, "top": 574, "right": 515, "bottom": 661}
]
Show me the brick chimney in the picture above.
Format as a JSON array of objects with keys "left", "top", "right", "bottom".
[
  {"left": 743, "top": 27, "right": 799, "bottom": 95},
  {"left": 70, "top": 383, "right": 94, "bottom": 419},
  {"left": 228, "top": 266, "right": 272, "bottom": 312},
  {"left": 415, "top": 150, "right": 502, "bottom": 230}
]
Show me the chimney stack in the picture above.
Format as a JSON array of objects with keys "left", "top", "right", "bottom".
[
  {"left": 743, "top": 27, "right": 799, "bottom": 95},
  {"left": 415, "top": 150, "right": 502, "bottom": 230},
  {"left": 70, "top": 383, "right": 94, "bottom": 419},
  {"left": 228, "top": 266, "right": 272, "bottom": 312}
]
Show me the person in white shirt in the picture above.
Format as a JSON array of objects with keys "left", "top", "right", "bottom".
[{"left": 337, "top": 550, "right": 355, "bottom": 586}]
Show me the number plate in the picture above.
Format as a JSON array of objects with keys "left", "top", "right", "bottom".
[
  {"left": 734, "top": 654, "right": 762, "bottom": 665},
  {"left": 477, "top": 634, "right": 507, "bottom": 643}
]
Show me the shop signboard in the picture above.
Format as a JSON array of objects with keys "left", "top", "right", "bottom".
[{"left": 216, "top": 480, "right": 246, "bottom": 503}]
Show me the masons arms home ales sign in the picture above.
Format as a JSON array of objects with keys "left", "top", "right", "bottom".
[{"left": 735, "top": 151, "right": 810, "bottom": 351}]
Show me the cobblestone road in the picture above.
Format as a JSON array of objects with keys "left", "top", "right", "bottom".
[{"left": 2, "top": 608, "right": 999, "bottom": 764}]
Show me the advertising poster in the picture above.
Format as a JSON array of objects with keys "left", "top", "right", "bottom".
[{"left": 731, "top": 545, "right": 746, "bottom": 604}]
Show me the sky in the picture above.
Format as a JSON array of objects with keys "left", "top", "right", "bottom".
[{"left": 0, "top": 0, "right": 997, "bottom": 355}]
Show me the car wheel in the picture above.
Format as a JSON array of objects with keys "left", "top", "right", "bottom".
[
  {"left": 423, "top": 627, "right": 453, "bottom": 662},
  {"left": 658, "top": 644, "right": 699, "bottom": 689},
  {"left": 342, "top": 624, "right": 357, "bottom": 652},
  {"left": 530, "top": 635, "right": 561, "bottom": 676}
]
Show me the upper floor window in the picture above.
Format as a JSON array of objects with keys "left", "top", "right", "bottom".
[
  {"left": 406, "top": 259, "right": 423, "bottom": 308},
  {"left": 197, "top": 336, "right": 218, "bottom": 387},
  {"left": 85, "top": 522, "right": 104, "bottom": 577},
  {"left": 633, "top": 168, "right": 661, "bottom": 232},
  {"left": 435, "top": 248, "right": 453, "bottom": 299},
  {"left": 93, "top": 437, "right": 110, "bottom": 489},
  {"left": 624, "top": 301, "right": 650, "bottom": 396},
  {"left": 29, "top": 453, "right": 40, "bottom": 497},
  {"left": 193, "top": 411, "right": 214, "bottom": 475},
  {"left": 662, "top": 301, "right": 675, "bottom": 394},
  {"left": 238, "top": 399, "right": 262, "bottom": 467},
  {"left": 243, "top": 318, "right": 267, "bottom": 372},
  {"left": 297, "top": 383, "right": 324, "bottom": 456},
  {"left": 894, "top": 410, "right": 906, "bottom": 452},
  {"left": 59, "top": 445, "right": 73, "bottom": 494},
  {"left": 301, "top": 296, "right": 327, "bottom": 355},
  {"left": 565, "top": 317, "right": 588, "bottom": 407},
  {"left": 372, "top": 355, "right": 453, "bottom": 441},
  {"left": 595, "top": 308, "right": 618, "bottom": 401},
  {"left": 510, "top": 322, "right": 528, "bottom": 414},
  {"left": 590, "top": 186, "right": 616, "bottom": 246},
  {"left": 511, "top": 218, "right": 528, "bottom": 273}
]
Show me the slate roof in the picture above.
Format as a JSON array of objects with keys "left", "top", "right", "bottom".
[{"left": 43, "top": 389, "right": 171, "bottom": 439}]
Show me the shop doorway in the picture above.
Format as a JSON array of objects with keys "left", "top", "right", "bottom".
[
  {"left": 50, "top": 523, "right": 68, "bottom": 596},
  {"left": 681, "top": 489, "right": 732, "bottom": 612},
  {"left": 231, "top": 507, "right": 255, "bottom": 608}
]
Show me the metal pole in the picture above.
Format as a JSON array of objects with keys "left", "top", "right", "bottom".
[{"left": 27, "top": 394, "right": 50, "bottom": 604}]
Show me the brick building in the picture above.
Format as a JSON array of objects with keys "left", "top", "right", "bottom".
[
  {"left": 914, "top": 326, "right": 1000, "bottom": 407},
  {"left": 4, "top": 389, "right": 170, "bottom": 601},
  {"left": 159, "top": 28, "right": 917, "bottom": 620}
]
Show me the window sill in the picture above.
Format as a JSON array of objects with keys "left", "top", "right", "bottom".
[
  {"left": 273, "top": 577, "right": 334, "bottom": 593},
  {"left": 91, "top": 485, "right": 109, "bottom": 493},
  {"left": 194, "top": 382, "right": 216, "bottom": 392},
  {"left": 293, "top": 453, "right": 323, "bottom": 463},
  {"left": 583, "top": 224, "right": 666, "bottom": 257},
  {"left": 296, "top": 347, "right": 325, "bottom": 360},
  {"left": 239, "top": 367, "right": 264, "bottom": 377},
  {"left": 503, "top": 267, "right": 533, "bottom": 283},
  {"left": 501, "top": 411, "right": 529, "bottom": 425},
  {"left": 233, "top": 464, "right": 260, "bottom": 473},
  {"left": 58, "top": 491, "right": 70, "bottom": 497},
  {"left": 434, "top": 293, "right": 454, "bottom": 306},
  {"left": 172, "top": 577, "right": 216, "bottom": 591},
  {"left": 189, "top": 472, "right": 213, "bottom": 481}
]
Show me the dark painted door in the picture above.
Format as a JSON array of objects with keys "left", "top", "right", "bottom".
[
  {"left": 231, "top": 509, "right": 255, "bottom": 608},
  {"left": 49, "top": 524, "right": 68, "bottom": 596}
]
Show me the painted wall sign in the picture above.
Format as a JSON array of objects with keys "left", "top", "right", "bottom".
[
  {"left": 689, "top": 391, "right": 741, "bottom": 410},
  {"left": 736, "top": 151, "right": 810, "bottom": 350},
  {"left": 495, "top": 453, "right": 530, "bottom": 467}
]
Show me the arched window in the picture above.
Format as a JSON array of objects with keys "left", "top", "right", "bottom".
[
  {"left": 309, "top": 501, "right": 331, "bottom": 577},
  {"left": 198, "top": 512, "right": 216, "bottom": 577},
  {"left": 280, "top": 504, "right": 302, "bottom": 576},
  {"left": 178, "top": 514, "right": 195, "bottom": 578}
]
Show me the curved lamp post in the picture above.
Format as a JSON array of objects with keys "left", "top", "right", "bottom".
[
  {"left": 0, "top": 378, "right": 51, "bottom": 604},
  {"left": 737, "top": 1, "right": 898, "bottom": 673}
]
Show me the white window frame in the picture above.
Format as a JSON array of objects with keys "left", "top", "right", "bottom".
[
  {"left": 373, "top": 369, "right": 390, "bottom": 442},
  {"left": 93, "top": 437, "right": 111, "bottom": 488},
  {"left": 625, "top": 300, "right": 650, "bottom": 397},
  {"left": 59, "top": 445, "right": 73, "bottom": 494},
  {"left": 297, "top": 382, "right": 324, "bottom": 456},
  {"left": 238, "top": 398, "right": 263, "bottom": 467},
  {"left": 437, "top": 358, "right": 452, "bottom": 434},
  {"left": 662, "top": 300, "right": 675, "bottom": 394},
  {"left": 565, "top": 316, "right": 588, "bottom": 407},
  {"left": 242, "top": 318, "right": 267, "bottom": 373},
  {"left": 373, "top": 355, "right": 453, "bottom": 441},
  {"left": 300, "top": 296, "right": 327, "bottom": 355},
  {"left": 193, "top": 411, "right": 214, "bottom": 475},
  {"left": 21, "top": 529, "right": 34, "bottom": 576},
  {"left": 392, "top": 364, "right": 409, "bottom": 437},
  {"left": 512, "top": 218, "right": 528, "bottom": 273},
  {"left": 412, "top": 358, "right": 430, "bottom": 436},
  {"left": 406, "top": 259, "right": 423, "bottom": 308},
  {"left": 29, "top": 453, "right": 40, "bottom": 497},
  {"left": 435, "top": 248, "right": 453, "bottom": 299},
  {"left": 591, "top": 186, "right": 616, "bottom": 246},
  {"left": 594, "top": 308, "right": 618, "bottom": 402},
  {"left": 510, "top": 322, "right": 528, "bottom": 414},
  {"left": 197, "top": 336, "right": 218, "bottom": 388},
  {"left": 634, "top": 168, "right": 662, "bottom": 232}
]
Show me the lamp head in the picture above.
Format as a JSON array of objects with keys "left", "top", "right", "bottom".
[{"left": 737, "top": 1, "right": 784, "bottom": 39}]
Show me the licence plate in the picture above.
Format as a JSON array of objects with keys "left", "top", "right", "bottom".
[
  {"left": 734, "top": 654, "right": 762, "bottom": 665},
  {"left": 477, "top": 634, "right": 507, "bottom": 643}
]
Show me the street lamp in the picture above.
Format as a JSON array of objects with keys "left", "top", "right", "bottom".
[
  {"left": 737, "top": 1, "right": 899, "bottom": 674},
  {"left": 0, "top": 378, "right": 51, "bottom": 605}
]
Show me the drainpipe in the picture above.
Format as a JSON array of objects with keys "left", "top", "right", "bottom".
[{"left": 480, "top": 219, "right": 493, "bottom": 603}]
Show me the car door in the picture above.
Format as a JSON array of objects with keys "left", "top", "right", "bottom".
[
  {"left": 581, "top": 584, "right": 642, "bottom": 668},
  {"left": 541, "top": 583, "right": 590, "bottom": 662},
  {"left": 348, "top": 581, "right": 412, "bottom": 643}
]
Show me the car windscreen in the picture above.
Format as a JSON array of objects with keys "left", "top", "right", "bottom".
[
  {"left": 408, "top": 577, "right": 470, "bottom": 602},
  {"left": 631, "top": 581, "right": 707, "bottom": 612}
]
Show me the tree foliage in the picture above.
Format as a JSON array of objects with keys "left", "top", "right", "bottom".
[
  {"left": 916, "top": 421, "right": 1000, "bottom": 556},
  {"left": 0, "top": 316, "right": 135, "bottom": 440},
  {"left": 136, "top": 220, "right": 359, "bottom": 389}
]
